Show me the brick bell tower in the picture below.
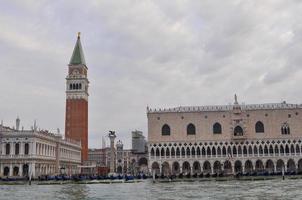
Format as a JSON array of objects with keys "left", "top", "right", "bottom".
[{"left": 65, "top": 32, "right": 89, "bottom": 162}]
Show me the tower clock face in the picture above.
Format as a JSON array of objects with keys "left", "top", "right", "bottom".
[{"left": 72, "top": 69, "right": 79, "bottom": 75}]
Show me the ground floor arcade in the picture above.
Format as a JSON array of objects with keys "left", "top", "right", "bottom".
[
  {"left": 0, "top": 161, "right": 80, "bottom": 178},
  {"left": 150, "top": 157, "right": 302, "bottom": 176}
]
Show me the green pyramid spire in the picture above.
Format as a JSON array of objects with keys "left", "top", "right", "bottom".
[{"left": 69, "top": 32, "right": 86, "bottom": 65}]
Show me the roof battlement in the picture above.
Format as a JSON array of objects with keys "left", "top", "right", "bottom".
[{"left": 147, "top": 102, "right": 302, "bottom": 114}]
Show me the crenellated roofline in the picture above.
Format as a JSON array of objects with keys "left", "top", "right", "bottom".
[{"left": 147, "top": 102, "right": 302, "bottom": 114}]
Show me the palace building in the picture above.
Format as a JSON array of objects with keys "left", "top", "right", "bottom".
[
  {"left": 147, "top": 96, "right": 302, "bottom": 176},
  {"left": 65, "top": 33, "right": 89, "bottom": 162},
  {"left": 0, "top": 119, "right": 81, "bottom": 178}
]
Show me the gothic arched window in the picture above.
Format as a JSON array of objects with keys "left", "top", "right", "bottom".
[
  {"left": 24, "top": 143, "right": 29, "bottom": 155},
  {"left": 162, "top": 124, "right": 171, "bottom": 136},
  {"left": 213, "top": 122, "right": 222, "bottom": 134},
  {"left": 151, "top": 148, "right": 155, "bottom": 156},
  {"left": 234, "top": 126, "right": 243, "bottom": 136},
  {"left": 5, "top": 143, "right": 10, "bottom": 155},
  {"left": 15, "top": 143, "right": 19, "bottom": 155},
  {"left": 281, "top": 123, "right": 290, "bottom": 135},
  {"left": 187, "top": 123, "right": 196, "bottom": 135},
  {"left": 255, "top": 121, "right": 264, "bottom": 133}
]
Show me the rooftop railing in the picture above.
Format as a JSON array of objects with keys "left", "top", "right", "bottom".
[{"left": 147, "top": 103, "right": 302, "bottom": 113}]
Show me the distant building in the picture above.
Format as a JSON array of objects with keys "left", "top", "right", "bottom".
[
  {"left": 88, "top": 148, "right": 109, "bottom": 166},
  {"left": 114, "top": 131, "right": 148, "bottom": 174},
  {"left": 148, "top": 96, "right": 302, "bottom": 176},
  {"left": 87, "top": 147, "right": 110, "bottom": 175},
  {"left": 0, "top": 120, "right": 81, "bottom": 178},
  {"left": 87, "top": 131, "right": 149, "bottom": 175},
  {"left": 132, "top": 130, "right": 147, "bottom": 153},
  {"left": 116, "top": 140, "right": 124, "bottom": 173}
]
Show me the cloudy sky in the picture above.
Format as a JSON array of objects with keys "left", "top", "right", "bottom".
[{"left": 1, "top": 0, "right": 302, "bottom": 148}]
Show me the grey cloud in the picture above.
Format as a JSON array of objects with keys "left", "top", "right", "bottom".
[{"left": 1, "top": 0, "right": 302, "bottom": 148}]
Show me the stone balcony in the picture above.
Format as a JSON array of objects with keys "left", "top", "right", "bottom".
[
  {"left": 231, "top": 134, "right": 247, "bottom": 140},
  {"left": 0, "top": 154, "right": 56, "bottom": 160}
]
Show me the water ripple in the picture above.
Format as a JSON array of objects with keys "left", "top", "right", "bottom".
[{"left": 1, "top": 179, "right": 302, "bottom": 200}]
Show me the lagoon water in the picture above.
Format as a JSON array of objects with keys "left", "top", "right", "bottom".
[{"left": 1, "top": 179, "right": 302, "bottom": 200}]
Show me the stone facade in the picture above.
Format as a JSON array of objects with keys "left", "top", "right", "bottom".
[
  {"left": 87, "top": 148, "right": 110, "bottom": 175},
  {"left": 88, "top": 148, "right": 109, "bottom": 167},
  {"left": 147, "top": 97, "right": 302, "bottom": 175},
  {"left": 0, "top": 124, "right": 81, "bottom": 178}
]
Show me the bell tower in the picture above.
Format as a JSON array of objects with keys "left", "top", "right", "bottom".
[{"left": 65, "top": 32, "right": 89, "bottom": 161}]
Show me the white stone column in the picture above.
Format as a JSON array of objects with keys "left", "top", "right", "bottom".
[
  {"left": 55, "top": 142, "right": 60, "bottom": 174},
  {"left": 32, "top": 141, "right": 36, "bottom": 155},
  {"left": 159, "top": 162, "right": 162, "bottom": 174},
  {"left": 31, "top": 163, "right": 36, "bottom": 178},
  {"left": 231, "top": 164, "right": 235, "bottom": 175},
  {"left": 10, "top": 143, "right": 13, "bottom": 155},
  {"left": 9, "top": 163, "right": 13, "bottom": 176},
  {"left": 109, "top": 132, "right": 116, "bottom": 173},
  {"left": 45, "top": 165, "right": 48, "bottom": 175},
  {"left": 19, "top": 142, "right": 24, "bottom": 155},
  {"left": 19, "top": 164, "right": 23, "bottom": 176}
]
